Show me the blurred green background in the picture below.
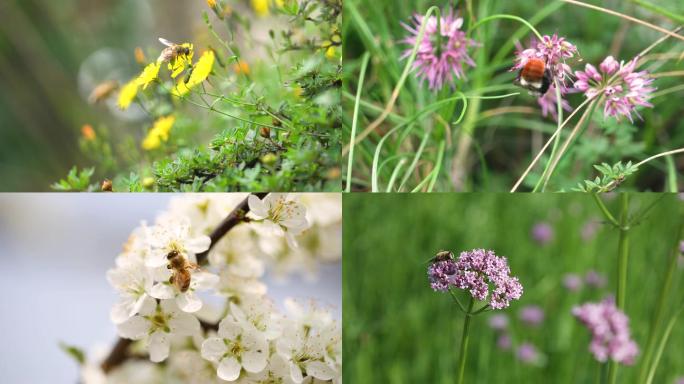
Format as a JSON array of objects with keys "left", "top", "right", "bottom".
[
  {"left": 0, "top": 0, "right": 203, "bottom": 190},
  {"left": 343, "top": 193, "right": 684, "bottom": 383},
  {"left": 342, "top": 0, "right": 684, "bottom": 191}
]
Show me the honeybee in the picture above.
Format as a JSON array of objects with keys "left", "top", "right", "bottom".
[
  {"left": 166, "top": 250, "right": 198, "bottom": 292},
  {"left": 426, "top": 250, "right": 455, "bottom": 264},
  {"left": 514, "top": 57, "right": 552, "bottom": 96},
  {"left": 157, "top": 38, "right": 191, "bottom": 64}
]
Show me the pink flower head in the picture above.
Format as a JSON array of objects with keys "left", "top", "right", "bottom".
[
  {"left": 572, "top": 298, "right": 639, "bottom": 365},
  {"left": 531, "top": 222, "right": 553, "bottom": 245},
  {"left": 537, "top": 84, "right": 573, "bottom": 121},
  {"left": 488, "top": 313, "right": 509, "bottom": 330},
  {"left": 519, "top": 305, "right": 544, "bottom": 326},
  {"left": 401, "top": 10, "right": 478, "bottom": 90},
  {"left": 563, "top": 273, "right": 583, "bottom": 292},
  {"left": 497, "top": 333, "right": 512, "bottom": 350},
  {"left": 585, "top": 270, "right": 606, "bottom": 288},
  {"left": 574, "top": 56, "right": 655, "bottom": 122},
  {"left": 511, "top": 33, "right": 578, "bottom": 83},
  {"left": 516, "top": 342, "right": 540, "bottom": 364},
  {"left": 427, "top": 258, "right": 458, "bottom": 292}
]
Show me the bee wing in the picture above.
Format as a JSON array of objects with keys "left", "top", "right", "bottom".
[{"left": 159, "top": 38, "right": 176, "bottom": 47}]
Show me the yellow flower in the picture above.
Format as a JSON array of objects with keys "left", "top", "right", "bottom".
[
  {"left": 142, "top": 115, "right": 175, "bottom": 150},
  {"left": 171, "top": 80, "right": 191, "bottom": 98},
  {"left": 168, "top": 43, "right": 194, "bottom": 78},
  {"left": 136, "top": 62, "right": 161, "bottom": 89},
  {"left": 117, "top": 80, "right": 139, "bottom": 110},
  {"left": 187, "top": 50, "right": 215, "bottom": 87},
  {"left": 206, "top": 0, "right": 217, "bottom": 8},
  {"left": 274, "top": 0, "right": 285, "bottom": 6},
  {"left": 325, "top": 46, "right": 337, "bottom": 59},
  {"left": 251, "top": 0, "right": 269, "bottom": 16}
]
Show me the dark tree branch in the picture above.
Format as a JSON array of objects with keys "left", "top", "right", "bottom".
[{"left": 100, "top": 193, "right": 268, "bottom": 374}]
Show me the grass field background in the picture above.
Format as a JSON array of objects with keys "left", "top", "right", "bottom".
[{"left": 343, "top": 193, "right": 684, "bottom": 383}]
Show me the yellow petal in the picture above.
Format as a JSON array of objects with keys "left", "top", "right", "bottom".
[
  {"left": 168, "top": 43, "right": 194, "bottom": 78},
  {"left": 142, "top": 115, "right": 175, "bottom": 150},
  {"left": 136, "top": 62, "right": 161, "bottom": 90},
  {"left": 187, "top": 50, "right": 215, "bottom": 88},
  {"left": 251, "top": 0, "right": 269, "bottom": 16},
  {"left": 117, "top": 80, "right": 139, "bottom": 110},
  {"left": 171, "top": 80, "right": 191, "bottom": 98}
]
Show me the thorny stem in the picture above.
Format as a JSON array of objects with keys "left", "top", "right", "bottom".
[
  {"left": 100, "top": 193, "right": 267, "bottom": 374},
  {"left": 457, "top": 297, "right": 474, "bottom": 384}
]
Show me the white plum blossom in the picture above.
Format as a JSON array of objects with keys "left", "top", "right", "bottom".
[
  {"left": 107, "top": 263, "right": 154, "bottom": 324},
  {"left": 201, "top": 315, "right": 269, "bottom": 381},
  {"left": 88, "top": 193, "right": 341, "bottom": 383},
  {"left": 146, "top": 217, "right": 211, "bottom": 268},
  {"left": 117, "top": 297, "right": 201, "bottom": 362},
  {"left": 248, "top": 193, "right": 310, "bottom": 248},
  {"left": 150, "top": 269, "right": 219, "bottom": 313}
]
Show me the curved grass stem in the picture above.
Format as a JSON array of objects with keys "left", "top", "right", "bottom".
[{"left": 346, "top": 52, "right": 371, "bottom": 192}]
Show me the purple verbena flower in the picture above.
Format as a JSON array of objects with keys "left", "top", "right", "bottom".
[
  {"left": 497, "top": 333, "right": 512, "bottom": 350},
  {"left": 519, "top": 305, "right": 544, "bottom": 326},
  {"left": 572, "top": 298, "right": 639, "bottom": 365},
  {"left": 585, "top": 270, "right": 606, "bottom": 288},
  {"left": 427, "top": 249, "right": 523, "bottom": 309},
  {"left": 531, "top": 222, "right": 553, "bottom": 245},
  {"left": 488, "top": 313, "right": 509, "bottom": 330},
  {"left": 563, "top": 273, "right": 583, "bottom": 292},
  {"left": 516, "top": 342, "right": 540, "bottom": 364},
  {"left": 574, "top": 56, "right": 655, "bottom": 122},
  {"left": 511, "top": 33, "right": 578, "bottom": 84},
  {"left": 401, "top": 10, "right": 477, "bottom": 90},
  {"left": 427, "top": 259, "right": 458, "bottom": 292}
]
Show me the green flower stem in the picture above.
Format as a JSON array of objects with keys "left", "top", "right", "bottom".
[
  {"left": 607, "top": 193, "right": 631, "bottom": 384},
  {"left": 457, "top": 297, "right": 475, "bottom": 384},
  {"left": 591, "top": 194, "right": 619, "bottom": 228}
]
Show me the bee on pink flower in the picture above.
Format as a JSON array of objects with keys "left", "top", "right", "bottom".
[{"left": 511, "top": 33, "right": 579, "bottom": 95}]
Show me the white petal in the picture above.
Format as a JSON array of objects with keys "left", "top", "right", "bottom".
[
  {"left": 177, "top": 291, "right": 202, "bottom": 313},
  {"left": 117, "top": 316, "right": 149, "bottom": 339},
  {"left": 191, "top": 271, "right": 220, "bottom": 291},
  {"left": 305, "top": 361, "right": 335, "bottom": 380},
  {"left": 290, "top": 362, "right": 304, "bottom": 383},
  {"left": 285, "top": 232, "right": 299, "bottom": 249},
  {"left": 217, "top": 356, "right": 242, "bottom": 381},
  {"left": 137, "top": 295, "right": 157, "bottom": 316},
  {"left": 201, "top": 337, "right": 228, "bottom": 362},
  {"left": 242, "top": 348, "right": 267, "bottom": 373},
  {"left": 169, "top": 312, "right": 201, "bottom": 336},
  {"left": 218, "top": 315, "right": 240, "bottom": 339},
  {"left": 186, "top": 235, "right": 211, "bottom": 253},
  {"left": 131, "top": 294, "right": 149, "bottom": 316},
  {"left": 110, "top": 299, "right": 135, "bottom": 324},
  {"left": 248, "top": 195, "right": 268, "bottom": 218},
  {"left": 148, "top": 330, "right": 170, "bottom": 362},
  {"left": 160, "top": 298, "right": 180, "bottom": 315},
  {"left": 145, "top": 251, "right": 168, "bottom": 268},
  {"left": 229, "top": 302, "right": 247, "bottom": 323},
  {"left": 150, "top": 283, "right": 176, "bottom": 299}
]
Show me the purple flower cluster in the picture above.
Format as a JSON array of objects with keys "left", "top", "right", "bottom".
[
  {"left": 427, "top": 249, "right": 523, "bottom": 309},
  {"left": 537, "top": 84, "right": 573, "bottom": 121},
  {"left": 572, "top": 298, "right": 639, "bottom": 365},
  {"left": 511, "top": 33, "right": 578, "bottom": 83},
  {"left": 401, "top": 10, "right": 477, "bottom": 90},
  {"left": 574, "top": 56, "right": 655, "bottom": 122}
]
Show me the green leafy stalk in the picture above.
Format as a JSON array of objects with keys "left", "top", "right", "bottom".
[{"left": 457, "top": 297, "right": 475, "bottom": 384}]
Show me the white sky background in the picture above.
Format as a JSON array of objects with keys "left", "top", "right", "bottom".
[{"left": 0, "top": 194, "right": 341, "bottom": 383}]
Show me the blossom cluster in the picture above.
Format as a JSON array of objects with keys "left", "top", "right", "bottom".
[
  {"left": 400, "top": 10, "right": 478, "bottom": 90},
  {"left": 427, "top": 249, "right": 523, "bottom": 309},
  {"left": 574, "top": 56, "right": 655, "bottom": 122},
  {"left": 83, "top": 193, "right": 342, "bottom": 384},
  {"left": 511, "top": 33, "right": 578, "bottom": 83},
  {"left": 572, "top": 298, "right": 639, "bottom": 365}
]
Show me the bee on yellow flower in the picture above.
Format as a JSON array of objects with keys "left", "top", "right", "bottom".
[
  {"left": 171, "top": 50, "right": 215, "bottom": 98},
  {"left": 158, "top": 38, "right": 194, "bottom": 78},
  {"left": 142, "top": 115, "right": 175, "bottom": 150}
]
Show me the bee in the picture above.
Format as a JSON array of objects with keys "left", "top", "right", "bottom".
[
  {"left": 425, "top": 250, "right": 455, "bottom": 264},
  {"left": 514, "top": 58, "right": 552, "bottom": 96},
  {"left": 166, "top": 250, "right": 198, "bottom": 292},
  {"left": 157, "top": 38, "right": 191, "bottom": 64}
]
